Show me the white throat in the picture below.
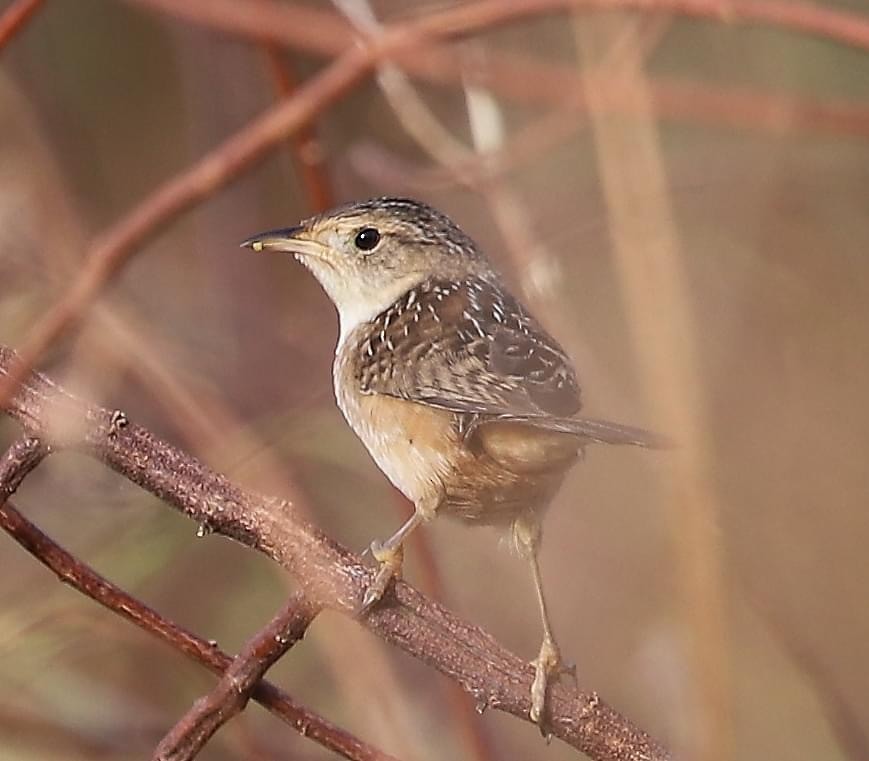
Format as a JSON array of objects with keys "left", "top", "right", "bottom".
[{"left": 334, "top": 274, "right": 425, "bottom": 350}]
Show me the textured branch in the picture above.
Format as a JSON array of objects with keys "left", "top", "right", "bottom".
[
  {"left": 0, "top": 436, "right": 48, "bottom": 500},
  {"left": 154, "top": 593, "right": 320, "bottom": 761},
  {"left": 0, "top": 344, "right": 670, "bottom": 760},
  {"left": 0, "top": 491, "right": 395, "bottom": 761}
]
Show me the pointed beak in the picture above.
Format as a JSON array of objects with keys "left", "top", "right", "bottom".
[{"left": 240, "top": 226, "right": 325, "bottom": 258}]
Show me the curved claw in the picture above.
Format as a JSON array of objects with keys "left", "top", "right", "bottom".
[
  {"left": 530, "top": 636, "right": 574, "bottom": 736},
  {"left": 361, "top": 563, "right": 395, "bottom": 610},
  {"left": 360, "top": 540, "right": 404, "bottom": 612}
]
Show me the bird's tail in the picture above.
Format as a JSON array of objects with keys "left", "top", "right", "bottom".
[{"left": 499, "top": 414, "right": 672, "bottom": 449}]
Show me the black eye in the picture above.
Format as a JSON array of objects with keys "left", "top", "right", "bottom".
[{"left": 354, "top": 227, "right": 381, "bottom": 252}]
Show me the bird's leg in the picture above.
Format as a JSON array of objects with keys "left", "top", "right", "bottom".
[
  {"left": 361, "top": 493, "right": 439, "bottom": 611},
  {"left": 528, "top": 547, "right": 569, "bottom": 733},
  {"left": 515, "top": 515, "right": 573, "bottom": 735}
]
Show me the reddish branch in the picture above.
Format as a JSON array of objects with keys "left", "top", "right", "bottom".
[
  {"left": 0, "top": 441, "right": 396, "bottom": 761},
  {"left": 264, "top": 48, "right": 335, "bottom": 213},
  {"left": 153, "top": 593, "right": 320, "bottom": 761},
  {"left": 0, "top": 344, "right": 671, "bottom": 761},
  {"left": 127, "top": 0, "right": 869, "bottom": 55},
  {"left": 0, "top": 436, "right": 48, "bottom": 501},
  {"left": 403, "top": 0, "right": 869, "bottom": 52},
  {"left": 0, "top": 0, "right": 43, "bottom": 51}
]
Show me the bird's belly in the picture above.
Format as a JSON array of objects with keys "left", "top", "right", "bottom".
[
  {"left": 335, "top": 375, "right": 579, "bottom": 526},
  {"left": 335, "top": 379, "right": 456, "bottom": 505}
]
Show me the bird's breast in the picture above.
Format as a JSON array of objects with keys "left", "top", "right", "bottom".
[{"left": 334, "top": 349, "right": 457, "bottom": 504}]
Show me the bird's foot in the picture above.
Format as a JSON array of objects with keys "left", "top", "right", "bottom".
[
  {"left": 361, "top": 540, "right": 404, "bottom": 611},
  {"left": 530, "top": 636, "right": 575, "bottom": 738}
]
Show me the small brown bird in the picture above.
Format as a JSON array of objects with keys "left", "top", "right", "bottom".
[{"left": 243, "top": 198, "right": 665, "bottom": 730}]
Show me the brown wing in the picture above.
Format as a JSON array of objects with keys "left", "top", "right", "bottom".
[{"left": 354, "top": 276, "right": 582, "bottom": 421}]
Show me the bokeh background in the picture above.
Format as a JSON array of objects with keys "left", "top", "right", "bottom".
[{"left": 2, "top": 1, "right": 869, "bottom": 760}]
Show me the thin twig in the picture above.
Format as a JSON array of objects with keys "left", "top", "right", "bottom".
[
  {"left": 0, "top": 344, "right": 670, "bottom": 760},
  {"left": 464, "top": 50, "right": 869, "bottom": 137},
  {"left": 264, "top": 47, "right": 335, "bottom": 213},
  {"left": 0, "top": 436, "right": 48, "bottom": 499},
  {"left": 406, "top": 0, "right": 869, "bottom": 52},
  {"left": 0, "top": 0, "right": 43, "bottom": 51},
  {"left": 127, "top": 0, "right": 869, "bottom": 56},
  {"left": 154, "top": 593, "right": 320, "bottom": 761},
  {"left": 0, "top": 500, "right": 397, "bottom": 761}
]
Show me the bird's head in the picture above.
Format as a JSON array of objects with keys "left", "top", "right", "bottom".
[{"left": 242, "top": 197, "right": 490, "bottom": 342}]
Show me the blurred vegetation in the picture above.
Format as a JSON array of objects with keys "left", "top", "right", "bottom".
[{"left": 2, "top": 1, "right": 869, "bottom": 760}]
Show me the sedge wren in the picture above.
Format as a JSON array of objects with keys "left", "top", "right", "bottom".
[{"left": 243, "top": 198, "right": 665, "bottom": 730}]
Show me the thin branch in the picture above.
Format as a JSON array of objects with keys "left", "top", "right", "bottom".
[
  {"left": 406, "top": 0, "right": 869, "bottom": 53},
  {"left": 0, "top": 0, "right": 43, "bottom": 51},
  {"left": 0, "top": 344, "right": 670, "bottom": 760},
  {"left": 127, "top": 0, "right": 869, "bottom": 56},
  {"left": 0, "top": 500, "right": 397, "bottom": 761},
  {"left": 264, "top": 47, "right": 335, "bottom": 213},
  {"left": 0, "top": 435, "right": 48, "bottom": 498},
  {"left": 154, "top": 593, "right": 320, "bottom": 761}
]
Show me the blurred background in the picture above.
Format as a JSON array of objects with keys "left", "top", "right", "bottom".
[{"left": 2, "top": 1, "right": 869, "bottom": 759}]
